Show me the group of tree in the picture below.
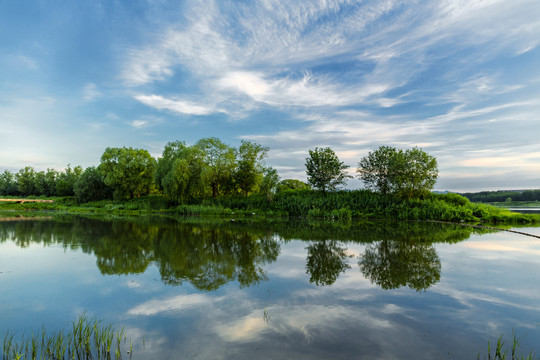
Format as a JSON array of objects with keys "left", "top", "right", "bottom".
[
  {"left": 0, "top": 137, "right": 286, "bottom": 203},
  {"left": 461, "top": 189, "right": 540, "bottom": 203},
  {"left": 0, "top": 165, "right": 84, "bottom": 198},
  {"left": 1, "top": 140, "right": 440, "bottom": 204},
  {"left": 305, "top": 145, "right": 438, "bottom": 199}
]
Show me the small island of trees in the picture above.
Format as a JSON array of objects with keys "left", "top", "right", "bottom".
[{"left": 0, "top": 138, "right": 538, "bottom": 224}]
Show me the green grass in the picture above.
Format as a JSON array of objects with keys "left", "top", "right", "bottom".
[
  {"left": 1, "top": 191, "right": 540, "bottom": 224},
  {"left": 479, "top": 332, "right": 537, "bottom": 360},
  {"left": 2, "top": 313, "right": 135, "bottom": 360}
]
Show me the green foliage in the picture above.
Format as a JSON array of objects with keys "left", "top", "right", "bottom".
[
  {"left": 358, "top": 146, "right": 438, "bottom": 199},
  {"left": 196, "top": 137, "right": 237, "bottom": 197},
  {"left": 305, "top": 147, "right": 351, "bottom": 193},
  {"left": 479, "top": 331, "right": 537, "bottom": 360},
  {"left": 235, "top": 140, "right": 269, "bottom": 196},
  {"left": 74, "top": 166, "right": 112, "bottom": 203},
  {"left": 55, "top": 165, "right": 83, "bottom": 197},
  {"left": 1, "top": 313, "right": 134, "bottom": 360},
  {"left": 259, "top": 167, "right": 280, "bottom": 201},
  {"left": 16, "top": 166, "right": 38, "bottom": 196},
  {"left": 156, "top": 142, "right": 206, "bottom": 203},
  {"left": 0, "top": 170, "right": 18, "bottom": 196},
  {"left": 277, "top": 179, "right": 311, "bottom": 192},
  {"left": 462, "top": 189, "right": 540, "bottom": 203},
  {"left": 100, "top": 147, "right": 156, "bottom": 200}
]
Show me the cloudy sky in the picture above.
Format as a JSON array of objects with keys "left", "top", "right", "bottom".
[{"left": 1, "top": 0, "right": 539, "bottom": 192}]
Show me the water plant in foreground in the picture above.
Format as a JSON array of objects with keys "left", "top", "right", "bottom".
[
  {"left": 478, "top": 332, "right": 537, "bottom": 360},
  {"left": 2, "top": 313, "right": 134, "bottom": 360}
]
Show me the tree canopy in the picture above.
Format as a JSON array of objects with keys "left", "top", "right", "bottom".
[
  {"left": 305, "top": 147, "right": 351, "bottom": 193},
  {"left": 100, "top": 147, "right": 156, "bottom": 200},
  {"left": 357, "top": 146, "right": 438, "bottom": 199}
]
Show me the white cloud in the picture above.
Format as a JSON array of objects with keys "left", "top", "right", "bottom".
[
  {"left": 134, "top": 94, "right": 217, "bottom": 116},
  {"left": 83, "top": 83, "right": 101, "bottom": 102}
]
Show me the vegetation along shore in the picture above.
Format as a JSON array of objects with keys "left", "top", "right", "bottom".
[{"left": 1, "top": 138, "right": 539, "bottom": 224}]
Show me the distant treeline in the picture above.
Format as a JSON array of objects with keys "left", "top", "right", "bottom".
[{"left": 461, "top": 189, "right": 540, "bottom": 203}]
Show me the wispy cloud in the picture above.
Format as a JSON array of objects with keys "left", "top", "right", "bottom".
[
  {"left": 134, "top": 94, "right": 218, "bottom": 116},
  {"left": 83, "top": 83, "right": 101, "bottom": 102}
]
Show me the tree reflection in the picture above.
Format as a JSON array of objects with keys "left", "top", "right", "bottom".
[
  {"left": 359, "top": 240, "right": 441, "bottom": 291},
  {"left": 0, "top": 215, "right": 480, "bottom": 291},
  {"left": 305, "top": 240, "right": 351, "bottom": 286}
]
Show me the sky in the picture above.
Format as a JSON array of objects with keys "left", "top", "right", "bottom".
[{"left": 1, "top": 0, "right": 539, "bottom": 192}]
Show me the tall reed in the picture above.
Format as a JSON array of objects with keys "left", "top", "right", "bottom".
[{"left": 1, "top": 313, "right": 134, "bottom": 360}]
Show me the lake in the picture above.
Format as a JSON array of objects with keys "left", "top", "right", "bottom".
[{"left": 1, "top": 214, "right": 539, "bottom": 359}]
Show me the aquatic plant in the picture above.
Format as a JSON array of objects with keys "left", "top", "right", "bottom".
[
  {"left": 1, "top": 313, "right": 134, "bottom": 360},
  {"left": 479, "top": 331, "right": 537, "bottom": 360}
]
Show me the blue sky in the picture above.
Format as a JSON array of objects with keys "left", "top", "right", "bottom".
[{"left": 1, "top": 0, "right": 539, "bottom": 192}]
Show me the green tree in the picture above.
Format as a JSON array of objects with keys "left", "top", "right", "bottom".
[
  {"left": 155, "top": 141, "right": 206, "bottom": 203},
  {"left": 276, "top": 179, "right": 311, "bottom": 192},
  {"left": 16, "top": 166, "right": 38, "bottom": 196},
  {"left": 259, "top": 167, "right": 280, "bottom": 201},
  {"left": 235, "top": 140, "right": 269, "bottom": 196},
  {"left": 74, "top": 166, "right": 112, "bottom": 203},
  {"left": 0, "top": 170, "right": 19, "bottom": 196},
  {"left": 100, "top": 147, "right": 156, "bottom": 200},
  {"left": 356, "top": 146, "right": 398, "bottom": 195},
  {"left": 36, "top": 168, "right": 59, "bottom": 197},
  {"left": 357, "top": 146, "right": 438, "bottom": 199},
  {"left": 196, "top": 137, "right": 236, "bottom": 197},
  {"left": 56, "top": 165, "right": 83, "bottom": 196},
  {"left": 305, "top": 147, "right": 351, "bottom": 193},
  {"left": 393, "top": 147, "right": 438, "bottom": 199}
]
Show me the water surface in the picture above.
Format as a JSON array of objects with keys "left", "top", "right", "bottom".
[{"left": 1, "top": 214, "right": 539, "bottom": 359}]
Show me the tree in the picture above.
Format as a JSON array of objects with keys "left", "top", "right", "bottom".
[
  {"left": 74, "top": 166, "right": 112, "bottom": 203},
  {"left": 276, "top": 179, "right": 311, "bottom": 192},
  {"left": 99, "top": 147, "right": 156, "bottom": 200},
  {"left": 56, "top": 165, "right": 83, "bottom": 196},
  {"left": 16, "top": 166, "right": 38, "bottom": 196},
  {"left": 235, "top": 140, "right": 269, "bottom": 196},
  {"left": 35, "top": 169, "right": 58, "bottom": 197},
  {"left": 259, "top": 167, "right": 280, "bottom": 201},
  {"left": 0, "top": 170, "right": 18, "bottom": 196},
  {"left": 356, "top": 146, "right": 398, "bottom": 195},
  {"left": 357, "top": 146, "right": 438, "bottom": 199},
  {"left": 196, "top": 137, "right": 236, "bottom": 197},
  {"left": 155, "top": 141, "right": 206, "bottom": 203},
  {"left": 393, "top": 147, "right": 438, "bottom": 199},
  {"left": 305, "top": 147, "right": 351, "bottom": 193}
]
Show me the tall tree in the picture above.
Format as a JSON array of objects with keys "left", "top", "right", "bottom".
[
  {"left": 235, "top": 140, "right": 269, "bottom": 196},
  {"left": 100, "top": 147, "right": 156, "bottom": 200},
  {"left": 357, "top": 146, "right": 438, "bottom": 199},
  {"left": 259, "top": 167, "right": 280, "bottom": 201},
  {"left": 16, "top": 166, "right": 38, "bottom": 196},
  {"left": 196, "top": 137, "right": 236, "bottom": 197},
  {"left": 56, "top": 165, "right": 83, "bottom": 196},
  {"left": 356, "top": 146, "right": 398, "bottom": 195},
  {"left": 0, "top": 170, "right": 18, "bottom": 196},
  {"left": 305, "top": 147, "right": 351, "bottom": 193},
  {"left": 74, "top": 166, "right": 112, "bottom": 203}
]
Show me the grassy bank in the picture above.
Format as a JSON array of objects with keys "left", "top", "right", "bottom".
[{"left": 1, "top": 190, "right": 539, "bottom": 224}]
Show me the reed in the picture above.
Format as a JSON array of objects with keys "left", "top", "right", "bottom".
[
  {"left": 1, "top": 313, "right": 134, "bottom": 360},
  {"left": 479, "top": 331, "right": 537, "bottom": 360}
]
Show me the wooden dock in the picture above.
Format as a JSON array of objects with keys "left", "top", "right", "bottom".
[{"left": 0, "top": 199, "right": 53, "bottom": 204}]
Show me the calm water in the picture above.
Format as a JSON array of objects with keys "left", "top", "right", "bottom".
[{"left": 1, "top": 214, "right": 539, "bottom": 359}]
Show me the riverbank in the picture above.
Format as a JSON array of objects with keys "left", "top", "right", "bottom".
[{"left": 1, "top": 190, "right": 539, "bottom": 224}]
